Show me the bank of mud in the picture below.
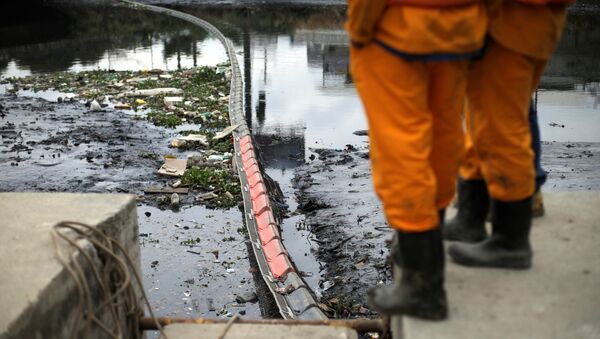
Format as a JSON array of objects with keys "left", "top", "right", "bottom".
[
  {"left": 1, "top": 66, "right": 243, "bottom": 208},
  {"left": 292, "top": 147, "right": 388, "bottom": 319},
  {"left": 0, "top": 66, "right": 269, "bottom": 321},
  {"left": 291, "top": 141, "right": 600, "bottom": 318}
]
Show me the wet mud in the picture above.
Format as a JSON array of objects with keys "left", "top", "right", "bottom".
[
  {"left": 0, "top": 93, "right": 265, "bottom": 324},
  {"left": 0, "top": 95, "right": 173, "bottom": 195},
  {"left": 292, "top": 147, "right": 388, "bottom": 318},
  {"left": 140, "top": 205, "right": 261, "bottom": 318},
  {"left": 542, "top": 141, "right": 600, "bottom": 191},
  {"left": 291, "top": 142, "right": 600, "bottom": 318}
]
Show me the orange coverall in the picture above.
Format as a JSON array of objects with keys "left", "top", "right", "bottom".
[
  {"left": 460, "top": 0, "right": 568, "bottom": 201},
  {"left": 348, "top": 1, "right": 487, "bottom": 232}
]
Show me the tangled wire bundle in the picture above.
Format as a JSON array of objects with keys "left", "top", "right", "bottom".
[{"left": 51, "top": 221, "right": 166, "bottom": 339}]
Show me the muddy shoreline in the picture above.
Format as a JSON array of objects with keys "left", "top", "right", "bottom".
[
  {"left": 0, "top": 87, "right": 269, "bottom": 322},
  {"left": 0, "top": 95, "right": 173, "bottom": 195}
]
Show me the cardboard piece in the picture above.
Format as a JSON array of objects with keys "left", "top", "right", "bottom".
[{"left": 158, "top": 158, "right": 187, "bottom": 177}]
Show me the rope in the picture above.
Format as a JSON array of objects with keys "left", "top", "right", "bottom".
[
  {"left": 217, "top": 313, "right": 240, "bottom": 339},
  {"left": 51, "top": 221, "right": 168, "bottom": 339}
]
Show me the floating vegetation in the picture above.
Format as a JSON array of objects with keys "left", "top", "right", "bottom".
[
  {"left": 2, "top": 65, "right": 243, "bottom": 210},
  {"left": 2, "top": 65, "right": 232, "bottom": 129}
]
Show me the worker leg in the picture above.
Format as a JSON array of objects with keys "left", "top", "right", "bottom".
[
  {"left": 444, "top": 99, "right": 490, "bottom": 243},
  {"left": 428, "top": 61, "right": 468, "bottom": 211},
  {"left": 352, "top": 43, "right": 452, "bottom": 319},
  {"left": 449, "top": 41, "right": 549, "bottom": 269},
  {"left": 467, "top": 41, "right": 541, "bottom": 201},
  {"left": 459, "top": 109, "right": 484, "bottom": 181},
  {"left": 351, "top": 43, "right": 437, "bottom": 232}
]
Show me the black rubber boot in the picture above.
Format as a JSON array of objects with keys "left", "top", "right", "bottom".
[
  {"left": 368, "top": 228, "right": 448, "bottom": 320},
  {"left": 448, "top": 197, "right": 533, "bottom": 269},
  {"left": 444, "top": 179, "right": 489, "bottom": 243},
  {"left": 438, "top": 209, "right": 446, "bottom": 227}
]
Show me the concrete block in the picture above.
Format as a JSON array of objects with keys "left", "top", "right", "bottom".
[
  {"left": 0, "top": 193, "right": 140, "bottom": 339},
  {"left": 162, "top": 323, "right": 358, "bottom": 339}
]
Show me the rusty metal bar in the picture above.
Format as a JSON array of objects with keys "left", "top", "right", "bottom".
[{"left": 139, "top": 316, "right": 387, "bottom": 334}]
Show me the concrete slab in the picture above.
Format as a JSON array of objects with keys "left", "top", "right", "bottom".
[
  {"left": 397, "top": 191, "right": 600, "bottom": 339},
  {"left": 162, "top": 323, "right": 358, "bottom": 339},
  {"left": 0, "top": 193, "right": 139, "bottom": 339}
]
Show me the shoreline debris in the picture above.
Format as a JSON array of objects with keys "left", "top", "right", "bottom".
[
  {"left": 158, "top": 158, "right": 188, "bottom": 177},
  {"left": 123, "top": 88, "right": 183, "bottom": 97},
  {"left": 213, "top": 123, "right": 242, "bottom": 140}
]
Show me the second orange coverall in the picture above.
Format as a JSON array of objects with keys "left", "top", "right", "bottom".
[
  {"left": 460, "top": 0, "right": 568, "bottom": 201},
  {"left": 348, "top": 1, "right": 487, "bottom": 231}
]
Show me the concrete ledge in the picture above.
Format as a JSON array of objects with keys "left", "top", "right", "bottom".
[
  {"left": 397, "top": 191, "right": 600, "bottom": 339},
  {"left": 162, "top": 323, "right": 358, "bottom": 339},
  {"left": 0, "top": 193, "right": 139, "bottom": 339}
]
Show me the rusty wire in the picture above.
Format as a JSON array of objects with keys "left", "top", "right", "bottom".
[{"left": 138, "top": 316, "right": 388, "bottom": 334}]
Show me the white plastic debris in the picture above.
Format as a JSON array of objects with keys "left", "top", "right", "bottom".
[
  {"left": 164, "top": 96, "right": 184, "bottom": 107},
  {"left": 213, "top": 123, "right": 242, "bottom": 140},
  {"left": 207, "top": 155, "right": 224, "bottom": 163},
  {"left": 90, "top": 100, "right": 102, "bottom": 111},
  {"left": 322, "top": 280, "right": 335, "bottom": 291},
  {"left": 126, "top": 76, "right": 157, "bottom": 83},
  {"left": 123, "top": 88, "right": 183, "bottom": 97},
  {"left": 170, "top": 139, "right": 187, "bottom": 148},
  {"left": 178, "top": 134, "right": 208, "bottom": 146},
  {"left": 197, "top": 192, "right": 219, "bottom": 201},
  {"left": 170, "top": 193, "right": 180, "bottom": 207}
]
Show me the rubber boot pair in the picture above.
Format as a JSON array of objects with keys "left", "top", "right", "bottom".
[
  {"left": 445, "top": 179, "right": 533, "bottom": 269},
  {"left": 368, "top": 211, "right": 448, "bottom": 320}
]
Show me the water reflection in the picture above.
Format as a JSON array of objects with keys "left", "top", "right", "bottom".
[
  {"left": 0, "top": 6, "right": 226, "bottom": 76},
  {"left": 2, "top": 5, "right": 598, "bottom": 143},
  {"left": 296, "top": 29, "right": 351, "bottom": 86},
  {"left": 542, "top": 12, "right": 600, "bottom": 89},
  {"left": 190, "top": 6, "right": 367, "bottom": 150},
  {"left": 4, "top": 5, "right": 597, "bottom": 147}
]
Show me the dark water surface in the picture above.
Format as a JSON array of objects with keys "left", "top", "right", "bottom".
[{"left": 1, "top": 3, "right": 599, "bottom": 323}]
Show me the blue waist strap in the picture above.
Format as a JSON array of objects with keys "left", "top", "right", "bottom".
[{"left": 375, "top": 39, "right": 483, "bottom": 62}]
